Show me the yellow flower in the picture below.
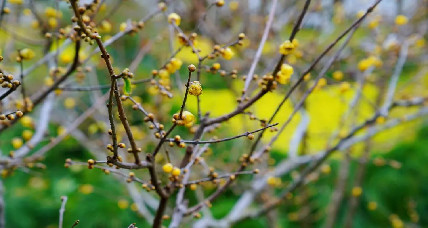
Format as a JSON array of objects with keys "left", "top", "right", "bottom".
[
  {"left": 44, "top": 77, "right": 54, "bottom": 86},
  {"left": 48, "top": 18, "right": 57, "bottom": 28},
  {"left": 64, "top": 98, "right": 76, "bottom": 109},
  {"left": 318, "top": 78, "right": 327, "bottom": 87},
  {"left": 267, "top": 176, "right": 281, "bottom": 187},
  {"left": 358, "top": 59, "right": 371, "bottom": 71},
  {"left": 351, "top": 186, "right": 363, "bottom": 197},
  {"left": 117, "top": 199, "right": 129, "bottom": 209},
  {"left": 179, "top": 111, "right": 195, "bottom": 127},
  {"left": 395, "top": 15, "right": 408, "bottom": 26},
  {"left": 188, "top": 81, "right": 202, "bottom": 96},
  {"left": 168, "top": 13, "right": 181, "bottom": 26},
  {"left": 276, "top": 72, "right": 290, "bottom": 85},
  {"left": 99, "top": 20, "right": 112, "bottom": 33},
  {"left": 229, "top": 1, "right": 239, "bottom": 11},
  {"left": 280, "top": 64, "right": 294, "bottom": 75},
  {"left": 20, "top": 116, "right": 33, "bottom": 128},
  {"left": 376, "top": 116, "right": 385, "bottom": 124},
  {"left": 119, "top": 22, "right": 127, "bottom": 32},
  {"left": 332, "top": 70, "right": 344, "bottom": 80},
  {"left": 20, "top": 48, "right": 35, "bottom": 60},
  {"left": 169, "top": 58, "right": 183, "bottom": 72},
  {"left": 22, "top": 130, "right": 33, "bottom": 141},
  {"left": 31, "top": 20, "right": 39, "bottom": 29},
  {"left": 190, "top": 184, "right": 197, "bottom": 190},
  {"left": 158, "top": 69, "right": 170, "bottom": 79},
  {"left": 356, "top": 10, "right": 365, "bottom": 18},
  {"left": 368, "top": 201, "right": 377, "bottom": 210},
  {"left": 303, "top": 73, "right": 311, "bottom": 81},
  {"left": 212, "top": 63, "right": 221, "bottom": 70},
  {"left": 222, "top": 47, "right": 234, "bottom": 60},
  {"left": 172, "top": 168, "right": 181, "bottom": 176},
  {"left": 276, "top": 64, "right": 294, "bottom": 84},
  {"left": 8, "top": 0, "right": 23, "bottom": 5},
  {"left": 44, "top": 7, "right": 60, "bottom": 18},
  {"left": 216, "top": 0, "right": 225, "bottom": 7},
  {"left": 368, "top": 18, "right": 380, "bottom": 29},
  {"left": 320, "top": 164, "right": 331, "bottom": 174},
  {"left": 339, "top": 82, "right": 351, "bottom": 93},
  {"left": 279, "top": 40, "right": 295, "bottom": 55},
  {"left": 162, "top": 163, "right": 173, "bottom": 173},
  {"left": 12, "top": 138, "right": 23, "bottom": 149},
  {"left": 78, "top": 184, "right": 94, "bottom": 194}
]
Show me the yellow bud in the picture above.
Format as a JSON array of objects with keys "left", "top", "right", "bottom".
[
  {"left": 22, "top": 130, "right": 33, "bottom": 141},
  {"left": 351, "top": 186, "right": 363, "bottom": 197},
  {"left": 162, "top": 163, "right": 173, "bottom": 173},
  {"left": 279, "top": 40, "right": 295, "bottom": 55},
  {"left": 172, "top": 167, "right": 181, "bottom": 176},
  {"left": 332, "top": 70, "right": 344, "bottom": 80},
  {"left": 395, "top": 15, "right": 408, "bottom": 26},
  {"left": 168, "top": 13, "right": 181, "bottom": 26},
  {"left": 12, "top": 138, "right": 23, "bottom": 149},
  {"left": 222, "top": 47, "right": 234, "bottom": 60},
  {"left": 64, "top": 98, "right": 76, "bottom": 109},
  {"left": 19, "top": 48, "right": 35, "bottom": 60},
  {"left": 368, "top": 201, "right": 377, "bottom": 210}
]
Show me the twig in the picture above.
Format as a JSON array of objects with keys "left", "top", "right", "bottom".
[{"left": 59, "top": 196, "right": 68, "bottom": 228}]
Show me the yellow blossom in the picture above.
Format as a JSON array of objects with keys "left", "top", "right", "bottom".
[
  {"left": 332, "top": 70, "right": 344, "bottom": 80},
  {"left": 279, "top": 40, "right": 295, "bottom": 55},
  {"left": 20, "top": 48, "right": 35, "bottom": 60},
  {"left": 22, "top": 130, "right": 33, "bottom": 141},
  {"left": 162, "top": 163, "right": 173, "bottom": 173},
  {"left": 64, "top": 98, "right": 76, "bottom": 109},
  {"left": 8, "top": 0, "right": 23, "bottom": 5},
  {"left": 78, "top": 184, "right": 94, "bottom": 194},
  {"left": 267, "top": 176, "right": 281, "bottom": 187},
  {"left": 188, "top": 81, "right": 202, "bottom": 96},
  {"left": 119, "top": 22, "right": 127, "bottom": 32},
  {"left": 351, "top": 186, "right": 363, "bottom": 197},
  {"left": 117, "top": 199, "right": 129, "bottom": 209},
  {"left": 12, "top": 138, "right": 23, "bottom": 149},
  {"left": 222, "top": 47, "right": 234, "bottom": 60},
  {"left": 395, "top": 15, "right": 408, "bottom": 26},
  {"left": 172, "top": 168, "right": 181, "bottom": 176},
  {"left": 368, "top": 201, "right": 377, "bottom": 210}
]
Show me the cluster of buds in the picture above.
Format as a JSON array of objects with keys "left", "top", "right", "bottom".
[
  {"left": 169, "top": 135, "right": 186, "bottom": 148},
  {"left": 87, "top": 159, "right": 95, "bottom": 169},
  {"left": 75, "top": 66, "right": 92, "bottom": 83},
  {"left": 0, "top": 73, "right": 20, "bottom": 89},
  {"left": 172, "top": 111, "right": 195, "bottom": 127},
  {"left": 121, "top": 68, "right": 134, "bottom": 79},
  {"left": 162, "top": 163, "right": 181, "bottom": 178},
  {"left": 358, "top": 56, "right": 382, "bottom": 71},
  {"left": 177, "top": 32, "right": 197, "bottom": 47},
  {"left": 205, "top": 32, "right": 245, "bottom": 60},
  {"left": 141, "top": 183, "right": 155, "bottom": 192},
  {"left": 208, "top": 167, "right": 219, "bottom": 183},
  {"left": 0, "top": 111, "right": 23, "bottom": 124},
  {"left": 258, "top": 74, "right": 277, "bottom": 91}
]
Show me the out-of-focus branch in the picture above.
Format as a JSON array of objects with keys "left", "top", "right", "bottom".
[{"left": 59, "top": 196, "right": 68, "bottom": 228}]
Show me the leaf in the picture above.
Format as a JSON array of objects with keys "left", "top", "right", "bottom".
[{"left": 123, "top": 78, "right": 132, "bottom": 95}]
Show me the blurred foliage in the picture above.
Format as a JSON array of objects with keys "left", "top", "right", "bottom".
[{"left": 2, "top": 124, "right": 427, "bottom": 227}]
